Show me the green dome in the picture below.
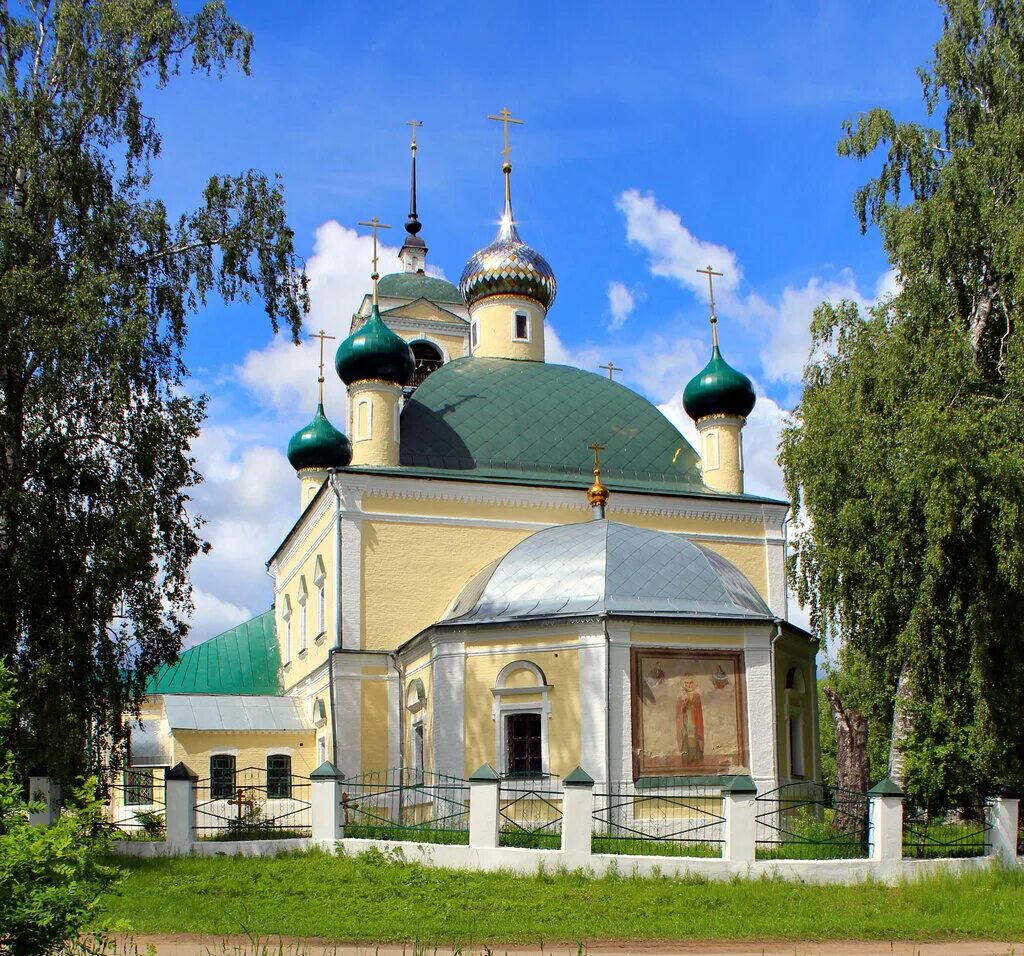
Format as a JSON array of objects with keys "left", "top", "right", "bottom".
[
  {"left": 287, "top": 403, "right": 352, "bottom": 471},
  {"left": 335, "top": 304, "right": 415, "bottom": 386},
  {"left": 683, "top": 346, "right": 756, "bottom": 421}
]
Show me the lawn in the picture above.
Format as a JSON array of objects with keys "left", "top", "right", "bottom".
[{"left": 94, "top": 850, "right": 1024, "bottom": 945}]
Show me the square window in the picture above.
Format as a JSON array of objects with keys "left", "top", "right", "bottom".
[
  {"left": 505, "top": 712, "right": 542, "bottom": 775},
  {"left": 124, "top": 768, "right": 153, "bottom": 806}
]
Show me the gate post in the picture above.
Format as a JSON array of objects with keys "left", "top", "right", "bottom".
[
  {"left": 986, "top": 787, "right": 1020, "bottom": 863},
  {"left": 722, "top": 775, "right": 757, "bottom": 863},
  {"left": 868, "top": 776, "right": 904, "bottom": 862},
  {"left": 469, "top": 764, "right": 500, "bottom": 849},
  {"left": 165, "top": 762, "right": 197, "bottom": 852},
  {"left": 561, "top": 766, "right": 594, "bottom": 859},
  {"left": 310, "top": 760, "right": 343, "bottom": 844}
]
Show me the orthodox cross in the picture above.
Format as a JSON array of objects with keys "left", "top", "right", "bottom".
[
  {"left": 308, "top": 329, "right": 336, "bottom": 403},
  {"left": 695, "top": 264, "right": 723, "bottom": 346},
  {"left": 407, "top": 118, "right": 422, "bottom": 152},
  {"left": 358, "top": 217, "right": 392, "bottom": 303},
  {"left": 487, "top": 107, "right": 524, "bottom": 167},
  {"left": 588, "top": 441, "right": 606, "bottom": 472},
  {"left": 599, "top": 361, "right": 622, "bottom": 381}
]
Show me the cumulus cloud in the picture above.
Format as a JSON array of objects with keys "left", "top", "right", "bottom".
[
  {"left": 606, "top": 281, "right": 636, "bottom": 331},
  {"left": 615, "top": 189, "right": 742, "bottom": 298}
]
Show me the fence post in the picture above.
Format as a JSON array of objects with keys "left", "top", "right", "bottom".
[
  {"left": 986, "top": 787, "right": 1020, "bottom": 863},
  {"left": 868, "top": 776, "right": 904, "bottom": 862},
  {"left": 165, "top": 762, "right": 197, "bottom": 852},
  {"left": 561, "top": 766, "right": 594, "bottom": 859},
  {"left": 310, "top": 760, "right": 343, "bottom": 843},
  {"left": 469, "top": 764, "right": 500, "bottom": 849},
  {"left": 27, "top": 775, "right": 59, "bottom": 826},
  {"left": 722, "top": 775, "right": 757, "bottom": 863}
]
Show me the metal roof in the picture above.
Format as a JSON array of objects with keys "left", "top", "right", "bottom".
[
  {"left": 146, "top": 610, "right": 281, "bottom": 697},
  {"left": 441, "top": 520, "right": 773, "bottom": 625},
  {"left": 399, "top": 357, "right": 711, "bottom": 495},
  {"left": 162, "top": 694, "right": 308, "bottom": 732},
  {"left": 377, "top": 272, "right": 463, "bottom": 305}
]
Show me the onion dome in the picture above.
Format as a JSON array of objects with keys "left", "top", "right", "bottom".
[
  {"left": 335, "top": 304, "right": 415, "bottom": 386},
  {"left": 682, "top": 345, "right": 756, "bottom": 422},
  {"left": 459, "top": 203, "right": 557, "bottom": 310},
  {"left": 287, "top": 404, "right": 352, "bottom": 471}
]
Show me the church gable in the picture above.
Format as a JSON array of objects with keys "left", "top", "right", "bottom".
[{"left": 382, "top": 298, "right": 468, "bottom": 327}]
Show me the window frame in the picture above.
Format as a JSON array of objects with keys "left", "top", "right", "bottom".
[
  {"left": 298, "top": 576, "right": 308, "bottom": 654},
  {"left": 492, "top": 661, "right": 551, "bottom": 777},
  {"left": 210, "top": 754, "right": 237, "bottom": 801},
  {"left": 355, "top": 398, "right": 372, "bottom": 441},
  {"left": 504, "top": 711, "right": 543, "bottom": 776},
  {"left": 266, "top": 754, "right": 292, "bottom": 799},
  {"left": 470, "top": 319, "right": 479, "bottom": 350},
  {"left": 123, "top": 767, "right": 154, "bottom": 806},
  {"left": 282, "top": 595, "right": 293, "bottom": 665},
  {"left": 511, "top": 310, "right": 531, "bottom": 343}
]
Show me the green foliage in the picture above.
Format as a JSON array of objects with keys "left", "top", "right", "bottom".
[
  {"left": 781, "top": 0, "right": 1024, "bottom": 809},
  {"left": 0, "top": 660, "right": 121, "bottom": 956},
  {"left": 0, "top": 2, "right": 307, "bottom": 782},
  {"left": 95, "top": 850, "right": 1024, "bottom": 942}
]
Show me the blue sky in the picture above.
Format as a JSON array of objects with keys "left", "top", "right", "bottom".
[{"left": 157, "top": 1, "right": 944, "bottom": 643}]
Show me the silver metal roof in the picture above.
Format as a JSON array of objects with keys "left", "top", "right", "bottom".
[
  {"left": 441, "top": 520, "right": 773, "bottom": 625},
  {"left": 128, "top": 718, "right": 172, "bottom": 767},
  {"left": 162, "top": 694, "right": 309, "bottom": 732}
]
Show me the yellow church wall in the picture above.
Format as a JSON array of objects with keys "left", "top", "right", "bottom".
[
  {"left": 172, "top": 730, "right": 317, "bottom": 779},
  {"left": 628, "top": 626, "right": 746, "bottom": 648},
  {"left": 470, "top": 296, "right": 546, "bottom": 362},
  {"left": 463, "top": 640, "right": 581, "bottom": 777},
  {"left": 404, "top": 650, "right": 433, "bottom": 773},
  {"left": 360, "top": 520, "right": 534, "bottom": 650},
  {"left": 360, "top": 680, "right": 390, "bottom": 771}
]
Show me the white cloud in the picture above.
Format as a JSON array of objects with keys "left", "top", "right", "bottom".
[
  {"left": 188, "top": 589, "right": 255, "bottom": 648},
  {"left": 615, "top": 189, "right": 742, "bottom": 298},
  {"left": 606, "top": 281, "right": 635, "bottom": 331}
]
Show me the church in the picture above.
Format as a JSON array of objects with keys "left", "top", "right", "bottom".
[{"left": 114, "top": 115, "right": 818, "bottom": 822}]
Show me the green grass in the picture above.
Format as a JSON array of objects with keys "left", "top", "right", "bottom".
[{"left": 94, "top": 850, "right": 1024, "bottom": 944}]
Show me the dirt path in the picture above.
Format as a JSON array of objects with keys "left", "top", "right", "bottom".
[{"left": 113, "top": 935, "right": 1023, "bottom": 956}]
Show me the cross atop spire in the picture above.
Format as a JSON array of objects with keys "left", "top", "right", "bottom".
[
  {"left": 488, "top": 107, "right": 524, "bottom": 207},
  {"left": 696, "top": 264, "right": 723, "bottom": 347},
  {"left": 308, "top": 329, "right": 336, "bottom": 404},
  {"left": 587, "top": 441, "right": 610, "bottom": 517},
  {"left": 358, "top": 217, "right": 392, "bottom": 305},
  {"left": 405, "top": 120, "right": 422, "bottom": 239}
]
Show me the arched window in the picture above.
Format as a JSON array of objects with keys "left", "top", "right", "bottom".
[
  {"left": 408, "top": 341, "right": 444, "bottom": 390},
  {"left": 492, "top": 661, "right": 551, "bottom": 776},
  {"left": 355, "top": 399, "right": 372, "bottom": 441},
  {"left": 298, "top": 577, "right": 308, "bottom": 654},
  {"left": 282, "top": 595, "right": 293, "bottom": 665},
  {"left": 314, "top": 555, "right": 326, "bottom": 640}
]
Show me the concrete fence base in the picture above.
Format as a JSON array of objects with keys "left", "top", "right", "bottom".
[{"left": 104, "top": 764, "right": 1024, "bottom": 885}]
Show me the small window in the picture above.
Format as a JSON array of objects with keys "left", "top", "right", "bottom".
[
  {"left": 267, "top": 754, "right": 292, "bottom": 799},
  {"left": 513, "top": 312, "right": 529, "bottom": 342},
  {"left": 471, "top": 320, "right": 479, "bottom": 350},
  {"left": 789, "top": 716, "right": 805, "bottom": 778},
  {"left": 355, "top": 399, "right": 372, "bottom": 441},
  {"left": 282, "top": 596, "right": 293, "bottom": 664},
  {"left": 211, "top": 754, "right": 236, "bottom": 800},
  {"left": 506, "top": 712, "right": 542, "bottom": 775},
  {"left": 124, "top": 768, "right": 153, "bottom": 806},
  {"left": 703, "top": 430, "right": 720, "bottom": 471},
  {"left": 298, "top": 577, "right": 308, "bottom": 653}
]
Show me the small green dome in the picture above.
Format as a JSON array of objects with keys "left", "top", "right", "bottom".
[
  {"left": 287, "top": 404, "right": 352, "bottom": 471},
  {"left": 335, "top": 305, "right": 415, "bottom": 386},
  {"left": 683, "top": 345, "right": 756, "bottom": 421}
]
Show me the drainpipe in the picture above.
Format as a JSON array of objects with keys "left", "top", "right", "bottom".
[{"left": 769, "top": 619, "right": 784, "bottom": 785}]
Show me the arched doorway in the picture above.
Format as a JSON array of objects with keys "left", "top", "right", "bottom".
[{"left": 408, "top": 340, "right": 444, "bottom": 391}]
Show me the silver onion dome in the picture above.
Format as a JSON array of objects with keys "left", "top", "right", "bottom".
[{"left": 459, "top": 203, "right": 557, "bottom": 310}]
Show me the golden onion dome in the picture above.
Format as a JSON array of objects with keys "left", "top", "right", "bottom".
[{"left": 459, "top": 201, "right": 557, "bottom": 311}]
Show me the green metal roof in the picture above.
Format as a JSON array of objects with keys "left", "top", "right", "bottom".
[
  {"left": 377, "top": 272, "right": 463, "bottom": 305},
  {"left": 683, "top": 344, "right": 756, "bottom": 421},
  {"left": 146, "top": 610, "right": 282, "bottom": 697},
  {"left": 399, "top": 357, "right": 708, "bottom": 494}
]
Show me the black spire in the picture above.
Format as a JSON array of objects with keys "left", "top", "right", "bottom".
[{"left": 406, "top": 119, "right": 422, "bottom": 237}]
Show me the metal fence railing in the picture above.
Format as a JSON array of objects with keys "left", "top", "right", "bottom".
[
  {"left": 194, "top": 766, "right": 311, "bottom": 840},
  {"left": 499, "top": 774, "right": 563, "bottom": 849},
  {"left": 339, "top": 768, "right": 469, "bottom": 844},
  {"left": 111, "top": 770, "right": 166, "bottom": 839},
  {"left": 592, "top": 782, "right": 724, "bottom": 857},
  {"left": 756, "top": 782, "right": 870, "bottom": 859},
  {"left": 902, "top": 804, "right": 991, "bottom": 859}
]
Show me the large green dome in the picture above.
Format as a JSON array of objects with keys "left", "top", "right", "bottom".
[
  {"left": 287, "top": 403, "right": 352, "bottom": 471},
  {"left": 683, "top": 346, "right": 756, "bottom": 422},
  {"left": 335, "top": 304, "right": 415, "bottom": 386}
]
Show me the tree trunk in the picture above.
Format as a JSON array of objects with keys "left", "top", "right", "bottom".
[
  {"left": 824, "top": 686, "right": 869, "bottom": 793},
  {"left": 888, "top": 662, "right": 913, "bottom": 790}
]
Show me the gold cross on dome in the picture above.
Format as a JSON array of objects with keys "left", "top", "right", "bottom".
[
  {"left": 695, "top": 264, "right": 723, "bottom": 345},
  {"left": 599, "top": 361, "right": 623, "bottom": 381},
  {"left": 308, "top": 329, "right": 336, "bottom": 403},
  {"left": 407, "top": 119, "right": 422, "bottom": 151},
  {"left": 588, "top": 441, "right": 606, "bottom": 470},
  {"left": 487, "top": 107, "right": 524, "bottom": 167},
  {"left": 358, "top": 217, "right": 392, "bottom": 303}
]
